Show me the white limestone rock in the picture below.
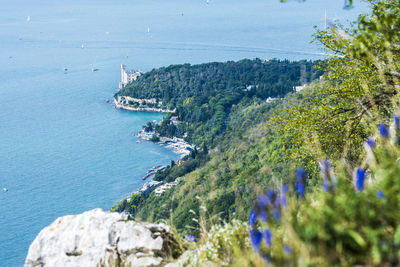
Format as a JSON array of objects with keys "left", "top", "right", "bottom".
[{"left": 24, "top": 209, "right": 173, "bottom": 267}]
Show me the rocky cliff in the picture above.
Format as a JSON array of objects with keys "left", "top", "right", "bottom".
[{"left": 24, "top": 209, "right": 179, "bottom": 267}]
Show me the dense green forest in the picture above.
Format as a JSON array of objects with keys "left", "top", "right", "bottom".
[
  {"left": 117, "top": 59, "right": 323, "bottom": 146},
  {"left": 112, "top": 0, "right": 400, "bottom": 265},
  {"left": 113, "top": 59, "right": 323, "bottom": 229}
]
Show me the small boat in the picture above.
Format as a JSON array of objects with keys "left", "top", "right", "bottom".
[
  {"left": 136, "top": 140, "right": 140, "bottom": 143},
  {"left": 26, "top": 16, "right": 31, "bottom": 22},
  {"left": 147, "top": 27, "right": 150, "bottom": 33},
  {"left": 92, "top": 68, "right": 99, "bottom": 72},
  {"left": 3, "top": 188, "right": 8, "bottom": 192},
  {"left": 63, "top": 67, "right": 68, "bottom": 72}
]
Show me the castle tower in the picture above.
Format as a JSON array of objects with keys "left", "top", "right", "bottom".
[{"left": 119, "top": 64, "right": 128, "bottom": 89}]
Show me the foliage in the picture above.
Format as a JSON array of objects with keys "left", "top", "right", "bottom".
[
  {"left": 169, "top": 120, "right": 400, "bottom": 266},
  {"left": 153, "top": 149, "right": 209, "bottom": 183},
  {"left": 117, "top": 59, "right": 322, "bottom": 146},
  {"left": 171, "top": 220, "right": 251, "bottom": 266},
  {"left": 113, "top": 2, "right": 400, "bottom": 265},
  {"left": 272, "top": 0, "right": 400, "bottom": 170},
  {"left": 110, "top": 193, "right": 144, "bottom": 214},
  {"left": 132, "top": 99, "right": 300, "bottom": 235},
  {"left": 246, "top": 120, "right": 400, "bottom": 266}
]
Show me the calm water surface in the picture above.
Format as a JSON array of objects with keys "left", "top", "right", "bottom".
[{"left": 0, "top": 0, "right": 367, "bottom": 265}]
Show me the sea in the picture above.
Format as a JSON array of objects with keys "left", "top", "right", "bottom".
[{"left": 0, "top": 0, "right": 367, "bottom": 265}]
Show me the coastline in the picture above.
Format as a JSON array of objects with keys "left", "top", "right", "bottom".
[
  {"left": 113, "top": 98, "right": 175, "bottom": 113},
  {"left": 112, "top": 97, "right": 194, "bottom": 157},
  {"left": 111, "top": 96, "right": 194, "bottom": 204},
  {"left": 137, "top": 129, "right": 194, "bottom": 157}
]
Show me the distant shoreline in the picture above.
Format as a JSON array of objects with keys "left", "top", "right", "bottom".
[
  {"left": 137, "top": 129, "right": 194, "bottom": 157},
  {"left": 112, "top": 97, "right": 194, "bottom": 156},
  {"left": 113, "top": 98, "right": 175, "bottom": 113}
]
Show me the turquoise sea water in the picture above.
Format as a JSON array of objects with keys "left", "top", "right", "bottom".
[{"left": 0, "top": 0, "right": 366, "bottom": 265}]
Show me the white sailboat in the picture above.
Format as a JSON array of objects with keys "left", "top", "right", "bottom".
[
  {"left": 26, "top": 16, "right": 31, "bottom": 22},
  {"left": 147, "top": 27, "right": 150, "bottom": 33}
]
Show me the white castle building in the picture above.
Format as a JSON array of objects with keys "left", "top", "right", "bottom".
[{"left": 118, "top": 64, "right": 144, "bottom": 89}]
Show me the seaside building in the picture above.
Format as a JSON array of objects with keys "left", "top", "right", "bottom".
[
  {"left": 119, "top": 64, "right": 144, "bottom": 89},
  {"left": 294, "top": 84, "right": 306, "bottom": 92},
  {"left": 170, "top": 116, "right": 180, "bottom": 125},
  {"left": 155, "top": 179, "right": 180, "bottom": 197},
  {"left": 139, "top": 181, "right": 161, "bottom": 198}
]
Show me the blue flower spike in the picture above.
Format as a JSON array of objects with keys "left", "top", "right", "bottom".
[
  {"left": 248, "top": 209, "right": 257, "bottom": 226},
  {"left": 366, "top": 138, "right": 375, "bottom": 150},
  {"left": 296, "top": 168, "right": 306, "bottom": 198},
  {"left": 267, "top": 189, "right": 276, "bottom": 205},
  {"left": 379, "top": 123, "right": 389, "bottom": 139},
  {"left": 377, "top": 190, "right": 384, "bottom": 199},
  {"left": 284, "top": 245, "right": 292, "bottom": 255},
  {"left": 250, "top": 230, "right": 263, "bottom": 252},
  {"left": 260, "top": 210, "right": 268, "bottom": 222},
  {"left": 355, "top": 168, "right": 366, "bottom": 192},
  {"left": 280, "top": 185, "right": 288, "bottom": 207},
  {"left": 263, "top": 229, "right": 273, "bottom": 247},
  {"left": 273, "top": 208, "right": 280, "bottom": 221},
  {"left": 258, "top": 194, "right": 268, "bottom": 209},
  {"left": 320, "top": 160, "right": 332, "bottom": 192},
  {"left": 185, "top": 234, "right": 195, "bottom": 242}
]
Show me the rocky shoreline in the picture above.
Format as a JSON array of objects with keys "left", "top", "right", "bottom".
[
  {"left": 137, "top": 129, "right": 194, "bottom": 157},
  {"left": 113, "top": 98, "right": 175, "bottom": 113}
]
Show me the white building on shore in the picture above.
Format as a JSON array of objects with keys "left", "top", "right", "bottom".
[{"left": 119, "top": 64, "right": 144, "bottom": 89}]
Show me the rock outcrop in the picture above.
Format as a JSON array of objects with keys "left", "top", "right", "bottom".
[{"left": 24, "top": 209, "right": 178, "bottom": 267}]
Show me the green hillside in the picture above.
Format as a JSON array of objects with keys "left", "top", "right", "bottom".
[{"left": 113, "top": 0, "right": 400, "bottom": 265}]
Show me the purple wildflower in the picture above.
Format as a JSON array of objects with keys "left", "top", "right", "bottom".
[
  {"left": 281, "top": 184, "right": 288, "bottom": 193},
  {"left": 273, "top": 208, "right": 280, "bottom": 221},
  {"left": 296, "top": 168, "right": 306, "bottom": 198},
  {"left": 258, "top": 194, "right": 268, "bottom": 209},
  {"left": 377, "top": 190, "right": 384, "bottom": 199},
  {"left": 267, "top": 189, "right": 276, "bottom": 204},
  {"left": 296, "top": 168, "right": 305, "bottom": 180},
  {"left": 355, "top": 168, "right": 366, "bottom": 191},
  {"left": 395, "top": 115, "right": 400, "bottom": 130},
  {"left": 280, "top": 185, "right": 288, "bottom": 207},
  {"left": 260, "top": 210, "right": 268, "bottom": 222},
  {"left": 284, "top": 245, "right": 292, "bottom": 255},
  {"left": 366, "top": 138, "right": 375, "bottom": 149},
  {"left": 185, "top": 234, "right": 195, "bottom": 242},
  {"left": 263, "top": 229, "right": 272, "bottom": 247},
  {"left": 322, "top": 180, "right": 329, "bottom": 192},
  {"left": 250, "top": 230, "right": 263, "bottom": 252},
  {"left": 379, "top": 123, "right": 389, "bottom": 138},
  {"left": 296, "top": 182, "right": 305, "bottom": 198},
  {"left": 320, "top": 160, "right": 332, "bottom": 192},
  {"left": 248, "top": 209, "right": 257, "bottom": 226}
]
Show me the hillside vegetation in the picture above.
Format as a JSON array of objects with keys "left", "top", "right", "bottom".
[
  {"left": 117, "top": 59, "right": 322, "bottom": 146},
  {"left": 114, "top": 0, "right": 400, "bottom": 265}
]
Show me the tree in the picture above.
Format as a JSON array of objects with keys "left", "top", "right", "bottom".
[
  {"left": 272, "top": 0, "right": 400, "bottom": 171},
  {"left": 144, "top": 121, "right": 154, "bottom": 132}
]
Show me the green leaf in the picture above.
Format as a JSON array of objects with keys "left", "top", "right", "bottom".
[{"left": 348, "top": 230, "right": 366, "bottom": 248}]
